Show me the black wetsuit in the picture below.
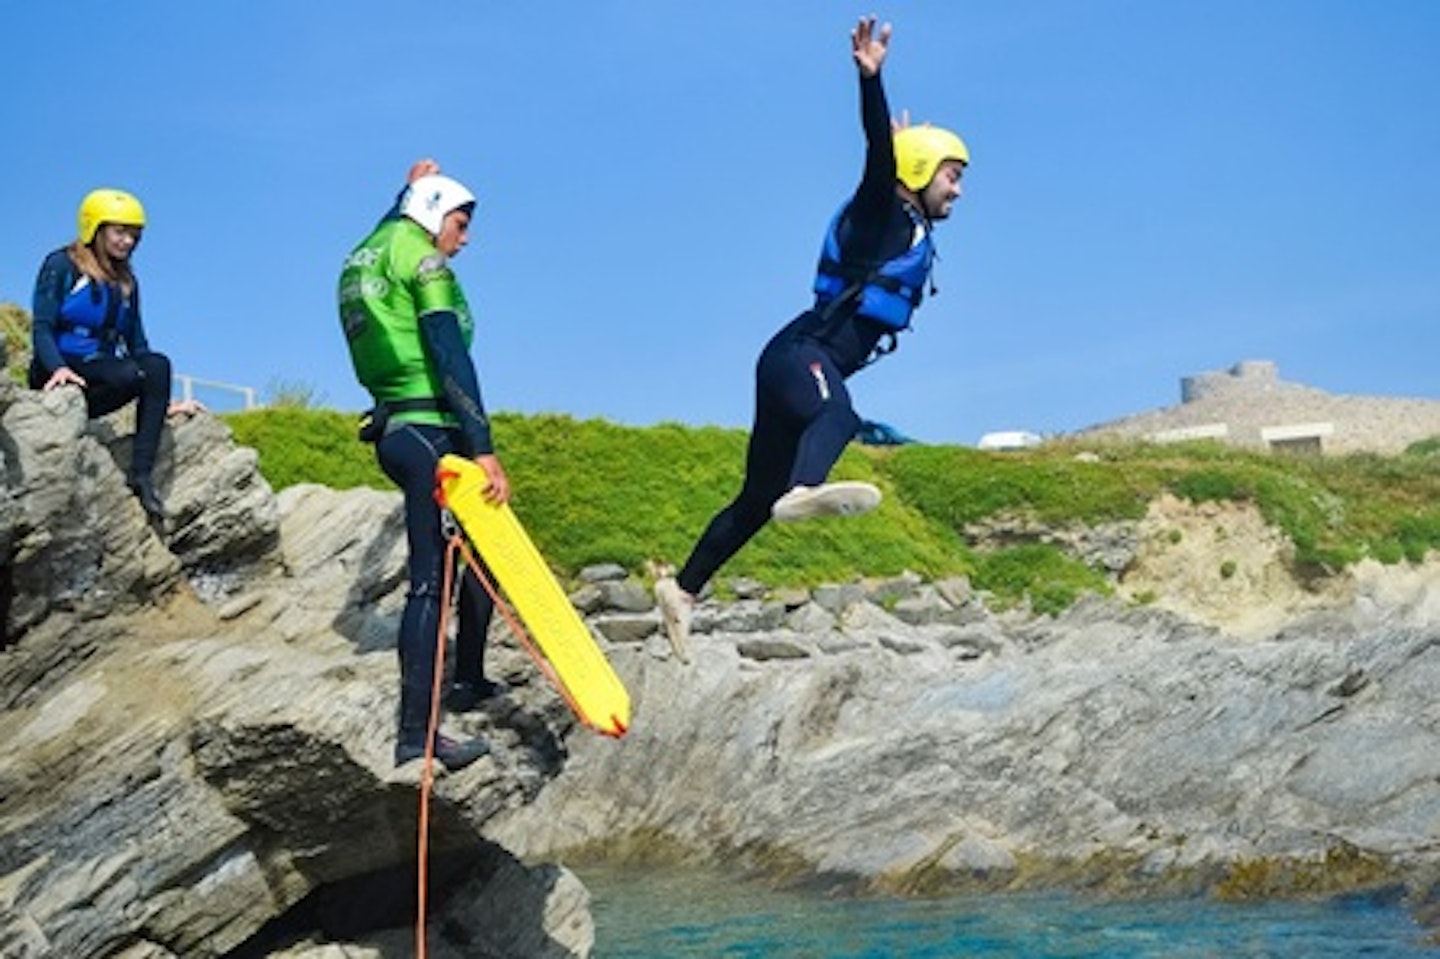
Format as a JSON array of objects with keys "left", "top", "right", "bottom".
[
  {"left": 29, "top": 249, "right": 171, "bottom": 488},
  {"left": 349, "top": 196, "right": 499, "bottom": 753},
  {"left": 676, "top": 70, "right": 934, "bottom": 596}
]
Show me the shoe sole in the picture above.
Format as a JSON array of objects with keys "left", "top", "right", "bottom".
[{"left": 772, "top": 482, "right": 882, "bottom": 523}]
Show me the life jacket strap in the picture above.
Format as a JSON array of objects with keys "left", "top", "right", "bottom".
[{"left": 816, "top": 259, "right": 921, "bottom": 305}]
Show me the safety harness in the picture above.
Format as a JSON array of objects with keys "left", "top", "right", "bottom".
[{"left": 357, "top": 397, "right": 452, "bottom": 442}]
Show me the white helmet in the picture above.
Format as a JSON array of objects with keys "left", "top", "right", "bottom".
[{"left": 400, "top": 174, "right": 477, "bottom": 236}]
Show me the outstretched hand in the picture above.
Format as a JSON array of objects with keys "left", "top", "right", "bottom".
[{"left": 851, "top": 16, "right": 892, "bottom": 78}]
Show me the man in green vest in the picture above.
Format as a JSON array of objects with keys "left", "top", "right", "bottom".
[{"left": 339, "top": 160, "right": 510, "bottom": 771}]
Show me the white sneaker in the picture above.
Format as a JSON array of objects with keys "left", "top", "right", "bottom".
[
  {"left": 771, "top": 482, "right": 882, "bottom": 523},
  {"left": 654, "top": 576, "right": 694, "bottom": 663}
]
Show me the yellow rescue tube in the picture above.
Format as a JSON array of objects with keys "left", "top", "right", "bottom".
[{"left": 436, "top": 454, "right": 631, "bottom": 737}]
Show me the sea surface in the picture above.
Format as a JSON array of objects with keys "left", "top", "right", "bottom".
[{"left": 579, "top": 866, "right": 1435, "bottom": 958}]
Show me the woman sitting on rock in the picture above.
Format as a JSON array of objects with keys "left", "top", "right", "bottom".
[{"left": 30, "top": 188, "right": 200, "bottom": 519}]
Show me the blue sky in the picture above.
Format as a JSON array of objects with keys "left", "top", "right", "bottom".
[{"left": 3, "top": 1, "right": 1436, "bottom": 445}]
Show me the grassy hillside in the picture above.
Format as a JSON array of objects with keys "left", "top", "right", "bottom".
[{"left": 225, "top": 409, "right": 1440, "bottom": 613}]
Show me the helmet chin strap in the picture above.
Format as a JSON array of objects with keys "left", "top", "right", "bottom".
[{"left": 895, "top": 178, "right": 938, "bottom": 223}]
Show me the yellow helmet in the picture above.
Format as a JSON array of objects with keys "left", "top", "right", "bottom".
[
  {"left": 893, "top": 126, "right": 970, "bottom": 192},
  {"left": 77, "top": 189, "right": 146, "bottom": 244}
]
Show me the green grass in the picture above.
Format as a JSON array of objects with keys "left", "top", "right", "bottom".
[
  {"left": 223, "top": 408, "right": 972, "bottom": 590},
  {"left": 970, "top": 544, "right": 1112, "bottom": 616},
  {"left": 226, "top": 407, "right": 387, "bottom": 490},
  {"left": 220, "top": 407, "right": 1440, "bottom": 611}
]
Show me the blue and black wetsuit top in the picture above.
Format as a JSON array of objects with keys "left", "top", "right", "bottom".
[
  {"left": 30, "top": 248, "right": 150, "bottom": 374},
  {"left": 793, "top": 71, "right": 937, "bottom": 378}
]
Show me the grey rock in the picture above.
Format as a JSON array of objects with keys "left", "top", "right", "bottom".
[
  {"left": 489, "top": 585, "right": 1440, "bottom": 929},
  {"left": 812, "top": 582, "right": 868, "bottom": 613},
  {"left": 597, "top": 579, "right": 652, "bottom": 613},
  {"left": 592, "top": 614, "right": 658, "bottom": 645},
  {"left": 964, "top": 514, "right": 1139, "bottom": 577},
  {"left": 877, "top": 634, "right": 935, "bottom": 656},
  {"left": 864, "top": 570, "right": 924, "bottom": 606},
  {"left": 711, "top": 600, "right": 787, "bottom": 633},
  {"left": 578, "top": 563, "right": 626, "bottom": 583},
  {"left": 3, "top": 389, "right": 181, "bottom": 636},
  {"left": 737, "top": 638, "right": 812, "bottom": 661},
  {"left": 567, "top": 582, "right": 605, "bottom": 615},
  {"left": 815, "top": 633, "right": 875, "bottom": 655},
  {"left": 891, "top": 585, "right": 958, "bottom": 626},
  {"left": 787, "top": 602, "right": 837, "bottom": 635},
  {"left": 839, "top": 601, "right": 907, "bottom": 633},
  {"left": 772, "top": 586, "right": 811, "bottom": 609},
  {"left": 0, "top": 392, "right": 593, "bottom": 959},
  {"left": 933, "top": 576, "right": 972, "bottom": 607},
  {"left": 930, "top": 622, "right": 1006, "bottom": 660},
  {"left": 727, "top": 576, "right": 769, "bottom": 600}
]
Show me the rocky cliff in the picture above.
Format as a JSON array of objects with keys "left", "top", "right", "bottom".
[
  {"left": 5, "top": 383, "right": 1440, "bottom": 956},
  {"left": 0, "top": 385, "right": 592, "bottom": 958}
]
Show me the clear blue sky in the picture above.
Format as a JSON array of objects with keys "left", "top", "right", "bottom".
[{"left": 3, "top": 1, "right": 1436, "bottom": 445}]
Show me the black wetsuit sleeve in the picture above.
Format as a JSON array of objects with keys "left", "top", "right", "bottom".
[
  {"left": 851, "top": 72, "right": 898, "bottom": 222},
  {"left": 30, "top": 250, "right": 71, "bottom": 374},
  {"left": 418, "top": 310, "right": 493, "bottom": 456}
]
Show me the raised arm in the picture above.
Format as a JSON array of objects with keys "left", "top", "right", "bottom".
[{"left": 850, "top": 17, "right": 898, "bottom": 213}]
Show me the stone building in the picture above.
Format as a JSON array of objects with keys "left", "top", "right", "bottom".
[{"left": 1075, "top": 360, "right": 1440, "bottom": 455}]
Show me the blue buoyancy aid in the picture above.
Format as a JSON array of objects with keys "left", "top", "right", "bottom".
[
  {"left": 56, "top": 273, "right": 134, "bottom": 361},
  {"left": 811, "top": 203, "right": 934, "bottom": 332}
]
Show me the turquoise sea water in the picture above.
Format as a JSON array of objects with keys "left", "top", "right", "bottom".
[{"left": 580, "top": 867, "right": 1435, "bottom": 958}]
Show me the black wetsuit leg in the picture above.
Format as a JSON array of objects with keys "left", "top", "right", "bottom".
[
  {"left": 72, "top": 352, "right": 172, "bottom": 481},
  {"left": 675, "top": 325, "right": 860, "bottom": 596},
  {"left": 377, "top": 423, "right": 496, "bottom": 746},
  {"left": 676, "top": 386, "right": 796, "bottom": 597},
  {"left": 760, "top": 334, "right": 862, "bottom": 488},
  {"left": 452, "top": 567, "right": 493, "bottom": 689}
]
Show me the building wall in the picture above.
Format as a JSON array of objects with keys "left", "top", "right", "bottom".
[{"left": 1074, "top": 360, "right": 1440, "bottom": 455}]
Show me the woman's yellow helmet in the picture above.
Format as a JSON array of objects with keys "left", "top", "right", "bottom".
[
  {"left": 78, "top": 189, "right": 146, "bottom": 245},
  {"left": 893, "top": 126, "right": 969, "bottom": 192}
]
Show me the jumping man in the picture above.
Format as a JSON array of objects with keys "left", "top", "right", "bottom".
[{"left": 656, "top": 17, "right": 969, "bottom": 653}]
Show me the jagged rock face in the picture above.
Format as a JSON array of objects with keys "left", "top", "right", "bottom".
[
  {"left": 0, "top": 389, "right": 279, "bottom": 642},
  {"left": 490, "top": 566, "right": 1440, "bottom": 910},
  {"left": 0, "top": 390, "right": 594, "bottom": 958},
  {"left": 7, "top": 383, "right": 1440, "bottom": 954},
  {"left": 2, "top": 389, "right": 181, "bottom": 637}
]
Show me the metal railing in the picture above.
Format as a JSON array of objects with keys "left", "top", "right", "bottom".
[{"left": 173, "top": 374, "right": 258, "bottom": 410}]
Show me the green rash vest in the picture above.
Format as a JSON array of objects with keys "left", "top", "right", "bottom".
[{"left": 339, "top": 217, "right": 476, "bottom": 432}]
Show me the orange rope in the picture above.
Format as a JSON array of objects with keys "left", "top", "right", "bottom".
[
  {"left": 414, "top": 487, "right": 603, "bottom": 954},
  {"left": 450, "top": 531, "right": 591, "bottom": 728},
  {"left": 414, "top": 530, "right": 462, "bottom": 958}
]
